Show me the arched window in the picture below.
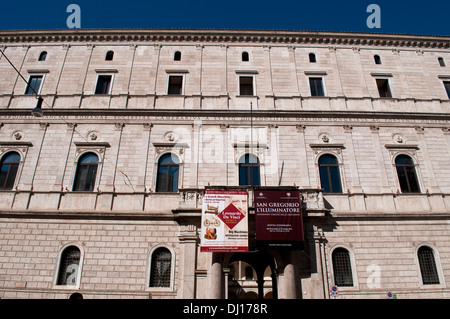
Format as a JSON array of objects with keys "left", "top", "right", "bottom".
[
  {"left": 309, "top": 53, "right": 316, "bottom": 63},
  {"left": 73, "top": 152, "right": 98, "bottom": 191},
  {"left": 395, "top": 155, "right": 420, "bottom": 193},
  {"left": 239, "top": 154, "right": 260, "bottom": 186},
  {"left": 156, "top": 153, "right": 179, "bottom": 192},
  {"left": 56, "top": 246, "right": 81, "bottom": 286},
  {"left": 242, "top": 51, "right": 249, "bottom": 62},
  {"left": 332, "top": 248, "right": 353, "bottom": 287},
  {"left": 149, "top": 247, "right": 172, "bottom": 288},
  {"left": 438, "top": 57, "right": 445, "bottom": 67},
  {"left": 418, "top": 246, "right": 440, "bottom": 285},
  {"left": 318, "top": 154, "right": 342, "bottom": 193},
  {"left": 105, "top": 51, "right": 114, "bottom": 61},
  {"left": 0, "top": 152, "right": 20, "bottom": 190},
  {"left": 38, "top": 51, "right": 47, "bottom": 61},
  {"left": 374, "top": 55, "right": 382, "bottom": 64},
  {"left": 174, "top": 51, "right": 181, "bottom": 61}
]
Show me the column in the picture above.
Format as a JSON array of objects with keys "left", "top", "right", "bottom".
[
  {"left": 179, "top": 225, "right": 198, "bottom": 299},
  {"left": 210, "top": 253, "right": 223, "bottom": 299},
  {"left": 283, "top": 263, "right": 296, "bottom": 299}
]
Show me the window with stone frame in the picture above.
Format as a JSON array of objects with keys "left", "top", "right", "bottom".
[
  {"left": 332, "top": 248, "right": 354, "bottom": 287},
  {"left": 56, "top": 246, "right": 81, "bottom": 286},
  {"left": 0, "top": 151, "right": 20, "bottom": 190},
  {"left": 25, "top": 75, "right": 44, "bottom": 95},
  {"left": 318, "top": 154, "right": 342, "bottom": 193},
  {"left": 376, "top": 78, "right": 392, "bottom": 98},
  {"left": 309, "top": 77, "right": 325, "bottom": 96},
  {"left": 239, "top": 153, "right": 260, "bottom": 186},
  {"left": 443, "top": 81, "right": 450, "bottom": 99},
  {"left": 95, "top": 74, "right": 113, "bottom": 95},
  {"left": 418, "top": 246, "right": 440, "bottom": 285},
  {"left": 395, "top": 154, "right": 420, "bottom": 193},
  {"left": 149, "top": 247, "right": 172, "bottom": 288},
  {"left": 168, "top": 75, "right": 183, "bottom": 95},
  {"left": 156, "top": 153, "right": 179, "bottom": 192},
  {"left": 73, "top": 152, "right": 99, "bottom": 192},
  {"left": 239, "top": 76, "right": 254, "bottom": 96}
]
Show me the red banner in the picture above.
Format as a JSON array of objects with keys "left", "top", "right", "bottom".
[{"left": 255, "top": 190, "right": 304, "bottom": 248}]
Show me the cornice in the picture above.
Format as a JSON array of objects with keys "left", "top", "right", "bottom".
[
  {"left": 0, "top": 29, "right": 449, "bottom": 49},
  {"left": 0, "top": 108, "right": 449, "bottom": 123}
]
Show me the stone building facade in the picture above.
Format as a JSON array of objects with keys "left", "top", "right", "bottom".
[{"left": 0, "top": 29, "right": 449, "bottom": 299}]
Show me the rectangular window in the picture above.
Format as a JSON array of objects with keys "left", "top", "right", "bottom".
[
  {"left": 444, "top": 81, "right": 450, "bottom": 99},
  {"left": 239, "top": 76, "right": 254, "bottom": 96},
  {"left": 95, "top": 75, "right": 112, "bottom": 95},
  {"left": 309, "top": 77, "right": 324, "bottom": 97},
  {"left": 376, "top": 79, "right": 392, "bottom": 98},
  {"left": 168, "top": 75, "right": 183, "bottom": 95},
  {"left": 25, "top": 75, "right": 43, "bottom": 95}
]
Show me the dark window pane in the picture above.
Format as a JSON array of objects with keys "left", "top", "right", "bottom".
[
  {"left": 309, "top": 53, "right": 316, "bottom": 63},
  {"left": 396, "top": 166, "right": 409, "bottom": 193},
  {"left": 444, "top": 81, "right": 450, "bottom": 99},
  {"left": 242, "top": 52, "right": 249, "bottom": 62},
  {"left": 39, "top": 51, "right": 47, "bottom": 61},
  {"left": 319, "top": 166, "right": 331, "bottom": 193},
  {"left": 309, "top": 77, "right": 324, "bottom": 96},
  {"left": 318, "top": 154, "right": 338, "bottom": 165},
  {"left": 438, "top": 57, "right": 445, "bottom": 67},
  {"left": 395, "top": 155, "right": 420, "bottom": 193},
  {"left": 376, "top": 79, "right": 392, "bottom": 98},
  {"left": 150, "top": 248, "right": 172, "bottom": 287},
  {"left": 239, "top": 76, "right": 254, "bottom": 96},
  {"left": 168, "top": 76, "right": 183, "bottom": 95},
  {"left": 168, "top": 166, "right": 179, "bottom": 192},
  {"left": 318, "top": 155, "right": 342, "bottom": 193},
  {"left": 73, "top": 153, "right": 98, "bottom": 191},
  {"left": 25, "top": 76, "right": 43, "bottom": 95},
  {"left": 159, "top": 153, "right": 180, "bottom": 165},
  {"left": 239, "top": 165, "right": 248, "bottom": 186},
  {"left": 239, "top": 154, "right": 260, "bottom": 186},
  {"left": 418, "top": 246, "right": 440, "bottom": 285},
  {"left": 156, "top": 154, "right": 179, "bottom": 192},
  {"left": 95, "top": 75, "right": 112, "bottom": 94},
  {"left": 329, "top": 166, "right": 342, "bottom": 193},
  {"left": 105, "top": 51, "right": 114, "bottom": 61},
  {"left": 57, "top": 246, "right": 81, "bottom": 286},
  {"left": 174, "top": 51, "right": 181, "bottom": 61},
  {"left": 251, "top": 166, "right": 260, "bottom": 186},
  {"left": 332, "top": 248, "right": 353, "bottom": 287},
  {"left": 0, "top": 152, "right": 20, "bottom": 190},
  {"left": 395, "top": 155, "right": 414, "bottom": 165},
  {"left": 79, "top": 153, "right": 99, "bottom": 164},
  {"left": 374, "top": 55, "right": 382, "bottom": 64},
  {"left": 156, "top": 166, "right": 169, "bottom": 192}
]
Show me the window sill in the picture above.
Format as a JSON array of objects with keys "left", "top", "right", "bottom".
[
  {"left": 419, "top": 283, "right": 447, "bottom": 289},
  {"left": 52, "top": 285, "right": 81, "bottom": 290}
]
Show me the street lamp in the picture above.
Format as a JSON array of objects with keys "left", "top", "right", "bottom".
[{"left": 31, "top": 97, "right": 44, "bottom": 117}]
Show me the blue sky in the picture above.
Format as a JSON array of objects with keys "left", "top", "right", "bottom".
[{"left": 0, "top": 0, "right": 448, "bottom": 36}]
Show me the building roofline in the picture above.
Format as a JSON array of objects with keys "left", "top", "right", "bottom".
[{"left": 0, "top": 28, "right": 449, "bottom": 48}]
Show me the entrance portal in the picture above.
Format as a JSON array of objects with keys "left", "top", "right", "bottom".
[{"left": 226, "top": 251, "right": 277, "bottom": 300}]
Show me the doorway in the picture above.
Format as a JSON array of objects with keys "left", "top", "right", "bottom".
[{"left": 225, "top": 251, "right": 277, "bottom": 300}]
